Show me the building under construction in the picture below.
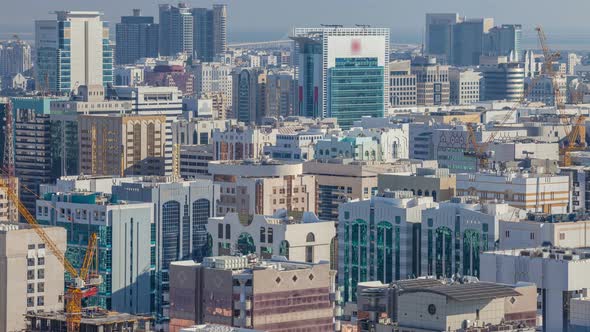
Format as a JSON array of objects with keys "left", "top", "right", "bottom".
[{"left": 25, "top": 308, "right": 152, "bottom": 332}]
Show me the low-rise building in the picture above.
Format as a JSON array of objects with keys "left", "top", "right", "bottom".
[
  {"left": 212, "top": 125, "right": 277, "bottom": 161},
  {"left": 208, "top": 159, "right": 316, "bottom": 216},
  {"left": 499, "top": 214, "right": 590, "bottom": 249},
  {"left": 481, "top": 247, "right": 590, "bottom": 332},
  {"left": 456, "top": 172, "right": 570, "bottom": 214},
  {"left": 378, "top": 167, "right": 456, "bottom": 202},
  {"left": 169, "top": 257, "right": 336, "bottom": 331},
  {"left": 449, "top": 67, "right": 482, "bottom": 105},
  {"left": 207, "top": 211, "right": 334, "bottom": 263}
]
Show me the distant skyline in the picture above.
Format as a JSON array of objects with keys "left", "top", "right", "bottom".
[{"left": 1, "top": 0, "right": 590, "bottom": 49}]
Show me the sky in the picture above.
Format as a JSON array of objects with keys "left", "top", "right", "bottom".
[{"left": 1, "top": 0, "right": 589, "bottom": 48}]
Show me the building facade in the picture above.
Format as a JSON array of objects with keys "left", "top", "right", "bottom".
[
  {"left": 35, "top": 11, "right": 113, "bottom": 94},
  {"left": 115, "top": 9, "right": 159, "bottom": 65}
]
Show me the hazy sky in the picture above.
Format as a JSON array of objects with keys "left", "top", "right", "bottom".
[{"left": 1, "top": 0, "right": 589, "bottom": 46}]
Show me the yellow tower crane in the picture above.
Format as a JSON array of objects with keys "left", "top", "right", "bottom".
[{"left": 0, "top": 177, "right": 101, "bottom": 332}]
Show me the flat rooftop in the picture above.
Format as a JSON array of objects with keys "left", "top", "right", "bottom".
[
  {"left": 401, "top": 282, "right": 521, "bottom": 302},
  {"left": 26, "top": 309, "right": 150, "bottom": 325}
]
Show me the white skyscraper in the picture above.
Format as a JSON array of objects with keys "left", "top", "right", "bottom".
[{"left": 35, "top": 11, "right": 113, "bottom": 94}]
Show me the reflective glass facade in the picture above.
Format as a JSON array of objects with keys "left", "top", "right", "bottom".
[{"left": 328, "top": 57, "right": 384, "bottom": 129}]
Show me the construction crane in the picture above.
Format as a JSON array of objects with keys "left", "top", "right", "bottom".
[
  {"left": 536, "top": 25, "right": 586, "bottom": 166},
  {"left": 0, "top": 177, "right": 101, "bottom": 332}
]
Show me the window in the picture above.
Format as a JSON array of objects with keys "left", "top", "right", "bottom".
[
  {"left": 38, "top": 244, "right": 45, "bottom": 249},
  {"left": 37, "top": 296, "right": 44, "bottom": 306},
  {"left": 27, "top": 297, "right": 34, "bottom": 307},
  {"left": 260, "top": 227, "right": 266, "bottom": 243},
  {"left": 268, "top": 228, "right": 273, "bottom": 244},
  {"left": 38, "top": 257, "right": 45, "bottom": 265},
  {"left": 27, "top": 270, "right": 35, "bottom": 280},
  {"left": 306, "top": 232, "right": 315, "bottom": 242},
  {"left": 37, "top": 282, "right": 44, "bottom": 293},
  {"left": 28, "top": 244, "right": 35, "bottom": 250},
  {"left": 505, "top": 231, "right": 510, "bottom": 238},
  {"left": 218, "top": 223, "right": 223, "bottom": 239},
  {"left": 225, "top": 224, "right": 231, "bottom": 240},
  {"left": 27, "top": 283, "right": 34, "bottom": 294},
  {"left": 305, "top": 246, "right": 313, "bottom": 263},
  {"left": 530, "top": 233, "right": 535, "bottom": 240},
  {"left": 560, "top": 233, "right": 566, "bottom": 240},
  {"left": 27, "top": 258, "right": 35, "bottom": 267},
  {"left": 37, "top": 269, "right": 45, "bottom": 279}
]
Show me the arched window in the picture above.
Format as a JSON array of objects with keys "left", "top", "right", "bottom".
[
  {"left": 192, "top": 199, "right": 210, "bottom": 261},
  {"left": 425, "top": 190, "right": 430, "bottom": 197},
  {"left": 435, "top": 226, "right": 453, "bottom": 278},
  {"left": 237, "top": 233, "right": 256, "bottom": 255},
  {"left": 279, "top": 240, "right": 290, "bottom": 258},
  {"left": 417, "top": 189, "right": 423, "bottom": 196},
  {"left": 306, "top": 232, "right": 315, "bottom": 242},
  {"left": 162, "top": 200, "right": 181, "bottom": 269},
  {"left": 432, "top": 190, "right": 438, "bottom": 201},
  {"left": 463, "top": 229, "right": 481, "bottom": 278}
]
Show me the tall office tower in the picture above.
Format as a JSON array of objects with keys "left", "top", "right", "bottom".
[
  {"left": 484, "top": 24, "right": 522, "bottom": 60},
  {"left": 36, "top": 192, "right": 153, "bottom": 315},
  {"left": 11, "top": 97, "right": 68, "bottom": 215},
  {"left": 192, "top": 4, "right": 227, "bottom": 62},
  {"left": 115, "top": 9, "right": 159, "bottom": 65},
  {"left": 159, "top": 3, "right": 194, "bottom": 57},
  {"left": 291, "top": 27, "right": 389, "bottom": 128},
  {"left": 35, "top": 11, "right": 113, "bottom": 94},
  {"left": 265, "top": 70, "right": 295, "bottom": 117},
  {"left": 451, "top": 18, "right": 494, "bottom": 66},
  {"left": 411, "top": 56, "right": 450, "bottom": 106},
  {"left": 0, "top": 224, "right": 66, "bottom": 332},
  {"left": 0, "top": 40, "right": 32, "bottom": 76},
  {"left": 231, "top": 67, "right": 266, "bottom": 124},
  {"left": 389, "top": 60, "right": 417, "bottom": 106},
  {"left": 425, "top": 13, "right": 461, "bottom": 64},
  {"left": 78, "top": 114, "right": 167, "bottom": 177}
]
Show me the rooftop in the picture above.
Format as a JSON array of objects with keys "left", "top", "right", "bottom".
[
  {"left": 401, "top": 282, "right": 522, "bottom": 302},
  {"left": 488, "top": 247, "right": 590, "bottom": 261},
  {"left": 25, "top": 308, "right": 150, "bottom": 326}
]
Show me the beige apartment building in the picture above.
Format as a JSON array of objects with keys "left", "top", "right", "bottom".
[
  {"left": 0, "top": 177, "right": 18, "bottom": 223},
  {"left": 0, "top": 224, "right": 66, "bottom": 332},
  {"left": 303, "top": 159, "right": 413, "bottom": 220},
  {"left": 456, "top": 172, "right": 570, "bottom": 214},
  {"left": 208, "top": 159, "right": 316, "bottom": 216},
  {"left": 378, "top": 167, "right": 456, "bottom": 202},
  {"left": 79, "top": 114, "right": 167, "bottom": 176}
]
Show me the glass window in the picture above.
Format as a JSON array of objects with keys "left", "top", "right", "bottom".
[
  {"left": 27, "top": 258, "right": 35, "bottom": 267},
  {"left": 38, "top": 269, "right": 45, "bottom": 279},
  {"left": 37, "top": 282, "right": 45, "bottom": 293},
  {"left": 38, "top": 257, "right": 45, "bottom": 265},
  {"left": 218, "top": 223, "right": 223, "bottom": 239},
  {"left": 27, "top": 297, "right": 34, "bottom": 307},
  {"left": 27, "top": 283, "right": 34, "bottom": 294},
  {"left": 260, "top": 227, "right": 266, "bottom": 243},
  {"left": 268, "top": 228, "right": 273, "bottom": 243},
  {"left": 37, "top": 296, "right": 44, "bottom": 306},
  {"left": 27, "top": 270, "right": 35, "bottom": 280}
]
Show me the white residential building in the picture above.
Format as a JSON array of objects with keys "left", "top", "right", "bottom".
[
  {"left": 192, "top": 62, "right": 233, "bottom": 108},
  {"left": 206, "top": 211, "right": 335, "bottom": 263},
  {"left": 481, "top": 247, "right": 590, "bottom": 332}
]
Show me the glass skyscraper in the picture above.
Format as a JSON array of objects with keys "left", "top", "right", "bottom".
[{"left": 328, "top": 57, "right": 384, "bottom": 129}]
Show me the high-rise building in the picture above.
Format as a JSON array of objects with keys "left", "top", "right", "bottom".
[
  {"left": 411, "top": 56, "right": 450, "bottom": 106},
  {"left": 35, "top": 11, "right": 113, "bottom": 94},
  {"left": 112, "top": 178, "right": 219, "bottom": 323},
  {"left": 169, "top": 257, "right": 336, "bottom": 331},
  {"left": 425, "top": 13, "right": 460, "bottom": 64},
  {"left": 36, "top": 192, "right": 153, "bottom": 315},
  {"left": 192, "top": 4, "right": 227, "bottom": 62},
  {"left": 389, "top": 60, "right": 417, "bottom": 106},
  {"left": 451, "top": 18, "right": 494, "bottom": 66},
  {"left": 78, "top": 114, "right": 167, "bottom": 177},
  {"left": 193, "top": 62, "right": 233, "bottom": 112},
  {"left": 485, "top": 24, "right": 522, "bottom": 60},
  {"left": 265, "top": 70, "right": 295, "bottom": 118},
  {"left": 159, "top": 3, "right": 194, "bottom": 57},
  {"left": 11, "top": 97, "right": 68, "bottom": 214},
  {"left": 231, "top": 68, "right": 266, "bottom": 124},
  {"left": 115, "top": 9, "right": 159, "bottom": 65},
  {"left": 0, "top": 40, "right": 32, "bottom": 77},
  {"left": 0, "top": 224, "right": 66, "bottom": 332},
  {"left": 291, "top": 27, "right": 389, "bottom": 127}
]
